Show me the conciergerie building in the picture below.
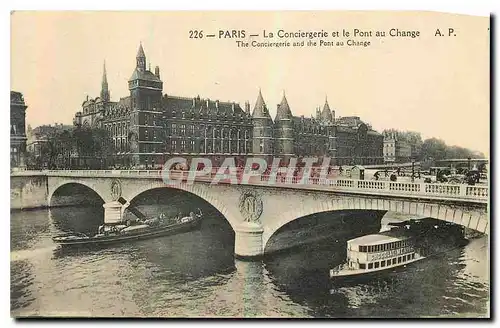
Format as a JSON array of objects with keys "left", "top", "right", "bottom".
[{"left": 73, "top": 44, "right": 383, "bottom": 168}]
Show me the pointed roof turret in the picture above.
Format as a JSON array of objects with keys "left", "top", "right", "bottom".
[
  {"left": 102, "top": 60, "right": 108, "bottom": 85},
  {"left": 275, "top": 90, "right": 293, "bottom": 120},
  {"left": 137, "top": 42, "right": 146, "bottom": 58},
  {"left": 100, "top": 60, "right": 110, "bottom": 102},
  {"left": 135, "top": 42, "right": 147, "bottom": 72},
  {"left": 252, "top": 89, "right": 272, "bottom": 120},
  {"left": 320, "top": 96, "right": 333, "bottom": 121}
]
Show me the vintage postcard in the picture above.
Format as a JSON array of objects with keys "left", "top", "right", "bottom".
[{"left": 10, "top": 11, "right": 490, "bottom": 318}]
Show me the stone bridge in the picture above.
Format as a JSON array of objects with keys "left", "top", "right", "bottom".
[{"left": 11, "top": 170, "right": 489, "bottom": 258}]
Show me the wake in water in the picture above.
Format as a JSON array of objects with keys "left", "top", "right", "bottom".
[{"left": 11, "top": 246, "right": 56, "bottom": 262}]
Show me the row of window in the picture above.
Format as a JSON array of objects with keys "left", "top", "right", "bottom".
[
  {"left": 358, "top": 239, "right": 412, "bottom": 253},
  {"left": 105, "top": 122, "right": 129, "bottom": 137},
  {"left": 169, "top": 123, "right": 251, "bottom": 138},
  {"left": 169, "top": 140, "right": 251, "bottom": 153},
  {"left": 165, "top": 111, "right": 251, "bottom": 121},
  {"left": 296, "top": 127, "right": 330, "bottom": 135},
  {"left": 113, "top": 138, "right": 128, "bottom": 152},
  {"left": 131, "top": 96, "right": 161, "bottom": 111},
  {"left": 359, "top": 253, "right": 416, "bottom": 269}
]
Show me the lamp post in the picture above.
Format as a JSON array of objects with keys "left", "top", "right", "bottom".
[{"left": 411, "top": 158, "right": 415, "bottom": 182}]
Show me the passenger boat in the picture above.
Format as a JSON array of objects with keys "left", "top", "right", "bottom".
[
  {"left": 329, "top": 219, "right": 466, "bottom": 283},
  {"left": 52, "top": 209, "right": 203, "bottom": 247}
]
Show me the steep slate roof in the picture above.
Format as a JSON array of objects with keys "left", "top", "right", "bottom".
[
  {"left": 137, "top": 43, "right": 146, "bottom": 58},
  {"left": 252, "top": 90, "right": 272, "bottom": 120},
  {"left": 129, "top": 69, "right": 162, "bottom": 82},
  {"left": 275, "top": 92, "right": 293, "bottom": 120},
  {"left": 292, "top": 116, "right": 320, "bottom": 129},
  {"left": 116, "top": 97, "right": 131, "bottom": 109},
  {"left": 320, "top": 97, "right": 333, "bottom": 121},
  {"left": 164, "top": 95, "right": 247, "bottom": 116}
]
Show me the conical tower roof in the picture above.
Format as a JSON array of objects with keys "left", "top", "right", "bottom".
[
  {"left": 137, "top": 42, "right": 146, "bottom": 58},
  {"left": 321, "top": 96, "right": 333, "bottom": 121},
  {"left": 275, "top": 91, "right": 293, "bottom": 120},
  {"left": 100, "top": 60, "right": 110, "bottom": 101},
  {"left": 102, "top": 61, "right": 108, "bottom": 85},
  {"left": 252, "top": 89, "right": 272, "bottom": 120}
]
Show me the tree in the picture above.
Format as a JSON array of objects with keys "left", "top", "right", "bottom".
[
  {"left": 91, "top": 127, "right": 114, "bottom": 167},
  {"left": 420, "top": 138, "right": 447, "bottom": 161},
  {"left": 71, "top": 126, "right": 113, "bottom": 168}
]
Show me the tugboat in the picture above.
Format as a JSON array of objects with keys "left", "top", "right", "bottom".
[
  {"left": 52, "top": 205, "right": 203, "bottom": 247},
  {"left": 329, "top": 219, "right": 467, "bottom": 283}
]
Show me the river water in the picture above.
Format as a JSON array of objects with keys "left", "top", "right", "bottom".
[{"left": 10, "top": 202, "right": 489, "bottom": 318}]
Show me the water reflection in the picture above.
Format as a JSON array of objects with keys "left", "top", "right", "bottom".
[
  {"left": 49, "top": 206, "right": 104, "bottom": 235},
  {"left": 11, "top": 260, "right": 36, "bottom": 311},
  {"left": 11, "top": 209, "right": 52, "bottom": 251},
  {"left": 10, "top": 204, "right": 489, "bottom": 318}
]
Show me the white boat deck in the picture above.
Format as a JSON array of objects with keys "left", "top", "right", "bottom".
[{"left": 330, "top": 252, "right": 425, "bottom": 278}]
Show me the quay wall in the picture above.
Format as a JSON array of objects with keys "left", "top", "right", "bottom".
[
  {"left": 10, "top": 175, "right": 49, "bottom": 210},
  {"left": 10, "top": 175, "right": 98, "bottom": 210}
]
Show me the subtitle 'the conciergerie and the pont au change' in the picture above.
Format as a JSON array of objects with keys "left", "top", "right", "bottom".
[{"left": 211, "top": 28, "right": 421, "bottom": 48}]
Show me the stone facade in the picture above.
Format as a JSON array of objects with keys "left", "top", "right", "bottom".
[
  {"left": 383, "top": 130, "right": 412, "bottom": 163},
  {"left": 11, "top": 91, "right": 27, "bottom": 169},
  {"left": 73, "top": 43, "right": 384, "bottom": 168}
]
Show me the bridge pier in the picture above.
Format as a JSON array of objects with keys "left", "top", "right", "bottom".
[
  {"left": 103, "top": 201, "right": 123, "bottom": 224},
  {"left": 234, "top": 222, "right": 264, "bottom": 259}
]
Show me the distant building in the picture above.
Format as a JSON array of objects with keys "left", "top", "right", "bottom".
[
  {"left": 26, "top": 123, "right": 72, "bottom": 157},
  {"left": 335, "top": 116, "right": 384, "bottom": 166},
  {"left": 73, "top": 43, "right": 384, "bottom": 168},
  {"left": 11, "top": 91, "right": 27, "bottom": 169},
  {"left": 383, "top": 130, "right": 411, "bottom": 163}
]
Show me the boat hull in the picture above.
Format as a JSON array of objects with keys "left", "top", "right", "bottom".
[
  {"left": 53, "top": 217, "right": 203, "bottom": 247},
  {"left": 330, "top": 256, "right": 425, "bottom": 285}
]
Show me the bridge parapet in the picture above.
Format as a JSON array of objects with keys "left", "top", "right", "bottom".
[
  {"left": 12, "top": 169, "right": 489, "bottom": 257},
  {"left": 12, "top": 170, "right": 488, "bottom": 203},
  {"left": 257, "top": 176, "right": 488, "bottom": 202}
]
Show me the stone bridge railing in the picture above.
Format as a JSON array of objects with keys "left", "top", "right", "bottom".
[
  {"left": 257, "top": 176, "right": 488, "bottom": 202},
  {"left": 12, "top": 169, "right": 489, "bottom": 203}
]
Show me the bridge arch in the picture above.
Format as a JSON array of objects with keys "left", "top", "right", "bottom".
[
  {"left": 262, "top": 196, "right": 488, "bottom": 249},
  {"left": 48, "top": 180, "right": 107, "bottom": 207},
  {"left": 121, "top": 181, "right": 240, "bottom": 231}
]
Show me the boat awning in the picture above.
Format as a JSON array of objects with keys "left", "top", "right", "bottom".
[{"left": 348, "top": 232, "right": 410, "bottom": 246}]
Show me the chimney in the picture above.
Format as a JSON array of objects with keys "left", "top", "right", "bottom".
[
  {"left": 192, "top": 97, "right": 196, "bottom": 107},
  {"left": 155, "top": 66, "right": 160, "bottom": 79},
  {"left": 216, "top": 100, "right": 220, "bottom": 109},
  {"left": 206, "top": 99, "right": 210, "bottom": 108},
  {"left": 245, "top": 101, "right": 250, "bottom": 114}
]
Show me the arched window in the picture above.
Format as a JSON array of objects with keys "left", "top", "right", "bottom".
[{"left": 200, "top": 140, "right": 205, "bottom": 154}]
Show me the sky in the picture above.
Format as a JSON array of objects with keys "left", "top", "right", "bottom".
[{"left": 10, "top": 11, "right": 490, "bottom": 155}]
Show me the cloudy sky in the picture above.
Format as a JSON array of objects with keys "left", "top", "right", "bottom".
[{"left": 11, "top": 11, "right": 489, "bottom": 155}]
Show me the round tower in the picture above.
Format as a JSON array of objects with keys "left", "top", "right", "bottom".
[
  {"left": 274, "top": 91, "right": 295, "bottom": 160},
  {"left": 251, "top": 89, "right": 273, "bottom": 163}
]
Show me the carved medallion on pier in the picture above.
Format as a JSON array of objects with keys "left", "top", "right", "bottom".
[
  {"left": 110, "top": 179, "right": 122, "bottom": 201},
  {"left": 239, "top": 191, "right": 263, "bottom": 223}
]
